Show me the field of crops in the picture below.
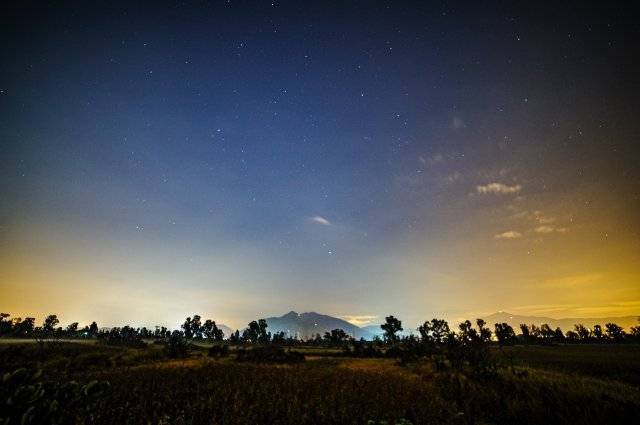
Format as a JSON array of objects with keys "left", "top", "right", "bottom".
[{"left": 1, "top": 342, "right": 639, "bottom": 424}]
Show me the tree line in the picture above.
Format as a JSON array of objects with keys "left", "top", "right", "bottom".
[{"left": 1, "top": 312, "right": 639, "bottom": 346}]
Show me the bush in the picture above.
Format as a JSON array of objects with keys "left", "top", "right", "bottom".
[
  {"left": 208, "top": 344, "right": 229, "bottom": 359},
  {"left": 163, "top": 332, "right": 189, "bottom": 359},
  {"left": 0, "top": 368, "right": 110, "bottom": 425}
]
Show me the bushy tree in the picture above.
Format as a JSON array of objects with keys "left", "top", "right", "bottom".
[
  {"left": 565, "top": 330, "right": 579, "bottom": 341},
  {"left": 418, "top": 318, "right": 450, "bottom": 344},
  {"left": 244, "top": 319, "right": 270, "bottom": 344},
  {"left": 457, "top": 320, "right": 478, "bottom": 344},
  {"left": 574, "top": 324, "right": 590, "bottom": 341},
  {"left": 42, "top": 315, "right": 59, "bottom": 334},
  {"left": 0, "top": 313, "right": 12, "bottom": 336},
  {"left": 323, "top": 328, "right": 350, "bottom": 346},
  {"left": 540, "top": 324, "right": 555, "bottom": 341},
  {"left": 381, "top": 316, "right": 403, "bottom": 344},
  {"left": 605, "top": 323, "right": 625, "bottom": 341},
  {"left": 182, "top": 315, "right": 203, "bottom": 339},
  {"left": 164, "top": 330, "right": 189, "bottom": 358},
  {"left": 553, "top": 327, "right": 565, "bottom": 341},
  {"left": 494, "top": 322, "right": 516, "bottom": 345},
  {"left": 592, "top": 324, "right": 604, "bottom": 341},
  {"left": 519, "top": 324, "right": 531, "bottom": 342},
  {"left": 202, "top": 319, "right": 224, "bottom": 341},
  {"left": 476, "top": 319, "right": 492, "bottom": 342},
  {"left": 66, "top": 322, "right": 79, "bottom": 336},
  {"left": 89, "top": 321, "right": 99, "bottom": 337}
]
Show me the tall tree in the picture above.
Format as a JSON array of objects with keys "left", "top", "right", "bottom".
[
  {"left": 381, "top": 315, "right": 403, "bottom": 344},
  {"left": 605, "top": 323, "right": 625, "bottom": 341},
  {"left": 43, "top": 314, "right": 59, "bottom": 333},
  {"left": 418, "top": 318, "right": 450, "bottom": 344},
  {"left": 494, "top": 322, "right": 516, "bottom": 345}
]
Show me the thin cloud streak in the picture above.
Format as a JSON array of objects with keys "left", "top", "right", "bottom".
[
  {"left": 477, "top": 182, "right": 522, "bottom": 194},
  {"left": 495, "top": 231, "right": 522, "bottom": 239},
  {"left": 309, "top": 216, "right": 331, "bottom": 226}
]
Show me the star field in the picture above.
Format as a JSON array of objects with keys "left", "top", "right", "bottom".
[{"left": 1, "top": 1, "right": 638, "bottom": 328}]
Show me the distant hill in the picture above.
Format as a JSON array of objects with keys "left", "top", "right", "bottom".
[
  {"left": 482, "top": 311, "right": 640, "bottom": 332},
  {"left": 264, "top": 311, "right": 375, "bottom": 340},
  {"left": 361, "top": 325, "right": 384, "bottom": 337},
  {"left": 218, "top": 324, "right": 234, "bottom": 338}
]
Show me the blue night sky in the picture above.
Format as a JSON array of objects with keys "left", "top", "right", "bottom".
[{"left": 1, "top": 2, "right": 638, "bottom": 329}]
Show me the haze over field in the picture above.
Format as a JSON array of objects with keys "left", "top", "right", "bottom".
[{"left": 1, "top": 2, "right": 639, "bottom": 327}]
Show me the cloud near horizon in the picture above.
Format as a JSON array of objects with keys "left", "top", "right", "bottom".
[
  {"left": 495, "top": 230, "right": 522, "bottom": 239},
  {"left": 535, "top": 225, "right": 568, "bottom": 234},
  {"left": 341, "top": 315, "right": 379, "bottom": 326},
  {"left": 477, "top": 182, "right": 522, "bottom": 194}
]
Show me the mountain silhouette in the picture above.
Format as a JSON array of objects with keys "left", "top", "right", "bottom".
[{"left": 263, "top": 311, "right": 375, "bottom": 340}]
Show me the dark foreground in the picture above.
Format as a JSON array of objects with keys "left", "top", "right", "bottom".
[{"left": 1, "top": 342, "right": 639, "bottom": 424}]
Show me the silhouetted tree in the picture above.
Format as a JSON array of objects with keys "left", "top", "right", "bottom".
[
  {"left": 66, "top": 322, "right": 79, "bottom": 336},
  {"left": 257, "top": 319, "right": 270, "bottom": 343},
  {"left": 565, "top": 330, "right": 579, "bottom": 341},
  {"left": 43, "top": 314, "right": 59, "bottom": 334},
  {"left": 553, "top": 327, "right": 565, "bottom": 341},
  {"left": 271, "top": 331, "right": 286, "bottom": 344},
  {"left": 494, "top": 322, "right": 517, "bottom": 345},
  {"left": 14, "top": 317, "right": 35, "bottom": 337},
  {"left": 244, "top": 320, "right": 270, "bottom": 343},
  {"left": 574, "top": 324, "right": 590, "bottom": 341},
  {"left": 202, "top": 319, "right": 224, "bottom": 341},
  {"left": 630, "top": 318, "right": 640, "bottom": 340},
  {"left": 457, "top": 320, "right": 478, "bottom": 344},
  {"left": 418, "top": 318, "right": 450, "bottom": 344},
  {"left": 0, "top": 313, "right": 11, "bottom": 336},
  {"left": 381, "top": 315, "right": 403, "bottom": 344},
  {"left": 323, "top": 328, "right": 350, "bottom": 346},
  {"left": 540, "top": 324, "right": 555, "bottom": 341},
  {"left": 519, "top": 324, "right": 531, "bottom": 343},
  {"left": 229, "top": 329, "right": 241, "bottom": 343},
  {"left": 191, "top": 315, "right": 202, "bottom": 338},
  {"left": 89, "top": 321, "right": 99, "bottom": 337},
  {"left": 592, "top": 324, "right": 604, "bottom": 341},
  {"left": 164, "top": 330, "right": 189, "bottom": 358},
  {"left": 476, "top": 319, "right": 492, "bottom": 342},
  {"left": 605, "top": 323, "right": 625, "bottom": 341},
  {"left": 182, "top": 316, "right": 194, "bottom": 339}
]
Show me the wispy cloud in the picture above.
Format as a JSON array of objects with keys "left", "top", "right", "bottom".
[
  {"left": 309, "top": 216, "right": 331, "bottom": 226},
  {"left": 477, "top": 182, "right": 521, "bottom": 194},
  {"left": 495, "top": 230, "right": 522, "bottom": 239},
  {"left": 535, "top": 225, "right": 567, "bottom": 234},
  {"left": 342, "top": 315, "right": 378, "bottom": 326}
]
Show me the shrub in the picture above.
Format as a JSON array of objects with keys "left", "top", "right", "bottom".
[
  {"left": 0, "top": 368, "right": 110, "bottom": 424},
  {"left": 163, "top": 331, "right": 189, "bottom": 358},
  {"left": 208, "top": 344, "right": 229, "bottom": 359}
]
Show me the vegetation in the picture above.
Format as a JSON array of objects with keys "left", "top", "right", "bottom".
[{"left": 1, "top": 311, "right": 639, "bottom": 423}]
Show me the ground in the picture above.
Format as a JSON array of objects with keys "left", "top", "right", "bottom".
[{"left": 1, "top": 340, "right": 639, "bottom": 424}]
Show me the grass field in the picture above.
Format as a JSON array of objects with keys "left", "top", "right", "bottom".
[{"left": 1, "top": 341, "right": 639, "bottom": 424}]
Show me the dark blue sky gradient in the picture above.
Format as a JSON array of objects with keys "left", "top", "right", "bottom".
[{"left": 1, "top": 2, "right": 638, "bottom": 328}]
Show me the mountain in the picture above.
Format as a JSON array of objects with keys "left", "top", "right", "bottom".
[
  {"left": 361, "top": 325, "right": 384, "bottom": 337},
  {"left": 482, "top": 311, "right": 640, "bottom": 332},
  {"left": 218, "top": 324, "right": 234, "bottom": 337},
  {"left": 264, "top": 311, "right": 375, "bottom": 340}
]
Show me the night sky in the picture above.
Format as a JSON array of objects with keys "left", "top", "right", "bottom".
[{"left": 1, "top": 1, "right": 639, "bottom": 329}]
